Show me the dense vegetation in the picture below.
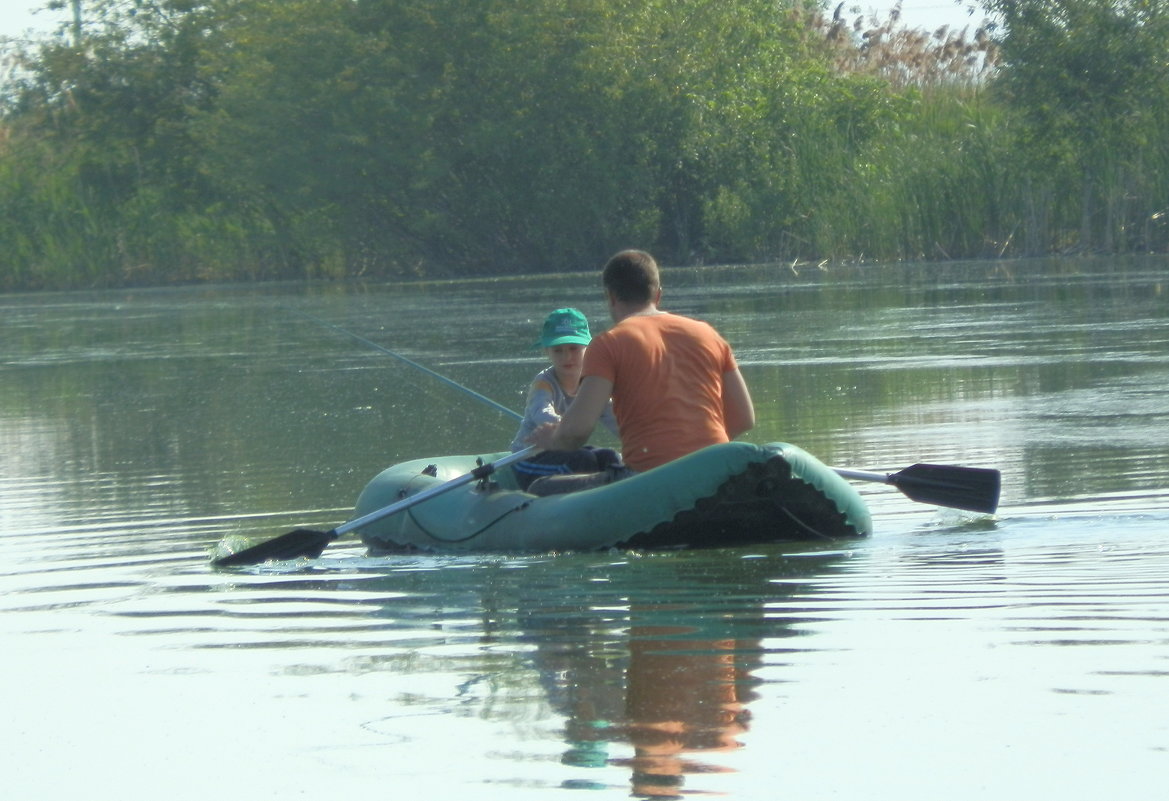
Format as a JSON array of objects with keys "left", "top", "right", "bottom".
[{"left": 1, "top": 0, "right": 1166, "bottom": 290}]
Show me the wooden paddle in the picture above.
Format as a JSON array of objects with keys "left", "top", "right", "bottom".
[
  {"left": 212, "top": 446, "right": 539, "bottom": 567},
  {"left": 832, "top": 463, "right": 1000, "bottom": 514}
]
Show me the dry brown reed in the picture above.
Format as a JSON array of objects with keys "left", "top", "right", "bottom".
[{"left": 803, "top": 2, "right": 999, "bottom": 89}]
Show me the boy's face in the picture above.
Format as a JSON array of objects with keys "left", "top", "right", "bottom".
[{"left": 546, "top": 343, "right": 586, "bottom": 377}]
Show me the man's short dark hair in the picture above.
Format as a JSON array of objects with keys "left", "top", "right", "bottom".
[{"left": 602, "top": 250, "right": 660, "bottom": 304}]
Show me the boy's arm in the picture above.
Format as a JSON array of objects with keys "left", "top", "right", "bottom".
[
  {"left": 523, "top": 380, "right": 561, "bottom": 426},
  {"left": 510, "top": 379, "right": 559, "bottom": 451},
  {"left": 531, "top": 375, "right": 612, "bottom": 451}
]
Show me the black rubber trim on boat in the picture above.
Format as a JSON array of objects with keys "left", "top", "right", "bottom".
[{"left": 622, "top": 455, "right": 855, "bottom": 549}]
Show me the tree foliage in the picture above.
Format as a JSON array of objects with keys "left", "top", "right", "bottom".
[
  {"left": 986, "top": 0, "right": 1169, "bottom": 250},
  {"left": 0, "top": 0, "right": 1166, "bottom": 289}
]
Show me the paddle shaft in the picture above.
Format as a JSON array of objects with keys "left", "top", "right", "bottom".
[
  {"left": 211, "top": 445, "right": 540, "bottom": 566},
  {"left": 832, "top": 468, "right": 894, "bottom": 484},
  {"left": 334, "top": 445, "right": 537, "bottom": 538}
]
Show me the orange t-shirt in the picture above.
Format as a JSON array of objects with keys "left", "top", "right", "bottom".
[{"left": 582, "top": 312, "right": 738, "bottom": 472}]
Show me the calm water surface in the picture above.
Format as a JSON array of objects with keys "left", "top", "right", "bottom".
[{"left": 2, "top": 257, "right": 1167, "bottom": 799}]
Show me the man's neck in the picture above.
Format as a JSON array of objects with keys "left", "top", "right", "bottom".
[{"left": 610, "top": 300, "right": 659, "bottom": 323}]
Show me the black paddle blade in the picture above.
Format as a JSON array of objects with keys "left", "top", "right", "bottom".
[
  {"left": 888, "top": 464, "right": 1001, "bottom": 514},
  {"left": 211, "top": 528, "right": 337, "bottom": 567}
]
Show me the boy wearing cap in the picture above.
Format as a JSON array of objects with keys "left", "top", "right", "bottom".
[{"left": 510, "top": 308, "right": 622, "bottom": 490}]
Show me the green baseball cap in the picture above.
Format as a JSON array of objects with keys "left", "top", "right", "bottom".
[{"left": 536, "top": 308, "right": 592, "bottom": 348}]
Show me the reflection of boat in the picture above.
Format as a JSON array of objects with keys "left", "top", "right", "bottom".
[{"left": 353, "top": 441, "right": 871, "bottom": 554}]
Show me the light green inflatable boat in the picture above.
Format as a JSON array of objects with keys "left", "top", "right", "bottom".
[{"left": 352, "top": 441, "right": 872, "bottom": 554}]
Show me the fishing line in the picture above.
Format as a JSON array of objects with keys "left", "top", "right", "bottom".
[{"left": 290, "top": 307, "right": 524, "bottom": 422}]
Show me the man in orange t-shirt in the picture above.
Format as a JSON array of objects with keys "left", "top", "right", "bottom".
[{"left": 531, "top": 249, "right": 754, "bottom": 476}]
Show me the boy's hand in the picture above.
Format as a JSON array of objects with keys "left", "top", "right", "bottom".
[{"left": 528, "top": 422, "right": 559, "bottom": 451}]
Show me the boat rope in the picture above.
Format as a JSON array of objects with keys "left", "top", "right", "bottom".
[
  {"left": 408, "top": 500, "right": 532, "bottom": 544},
  {"left": 776, "top": 505, "right": 836, "bottom": 541}
]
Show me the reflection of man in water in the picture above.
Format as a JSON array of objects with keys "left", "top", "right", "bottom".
[
  {"left": 512, "top": 553, "right": 840, "bottom": 796},
  {"left": 516, "top": 552, "right": 837, "bottom": 795},
  {"left": 540, "top": 612, "right": 756, "bottom": 797},
  {"left": 621, "top": 627, "right": 751, "bottom": 797}
]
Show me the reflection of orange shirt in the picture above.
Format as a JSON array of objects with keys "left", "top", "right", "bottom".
[{"left": 583, "top": 313, "right": 738, "bottom": 472}]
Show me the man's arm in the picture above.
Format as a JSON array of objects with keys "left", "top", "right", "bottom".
[
  {"left": 721, "top": 368, "right": 755, "bottom": 439},
  {"left": 530, "top": 375, "right": 614, "bottom": 451}
]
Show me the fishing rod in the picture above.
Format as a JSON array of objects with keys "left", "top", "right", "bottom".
[{"left": 293, "top": 308, "right": 523, "bottom": 421}]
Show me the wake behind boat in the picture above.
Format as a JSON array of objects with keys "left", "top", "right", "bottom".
[{"left": 352, "top": 441, "right": 872, "bottom": 554}]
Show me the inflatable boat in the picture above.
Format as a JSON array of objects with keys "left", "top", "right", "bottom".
[{"left": 351, "top": 441, "right": 872, "bottom": 554}]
